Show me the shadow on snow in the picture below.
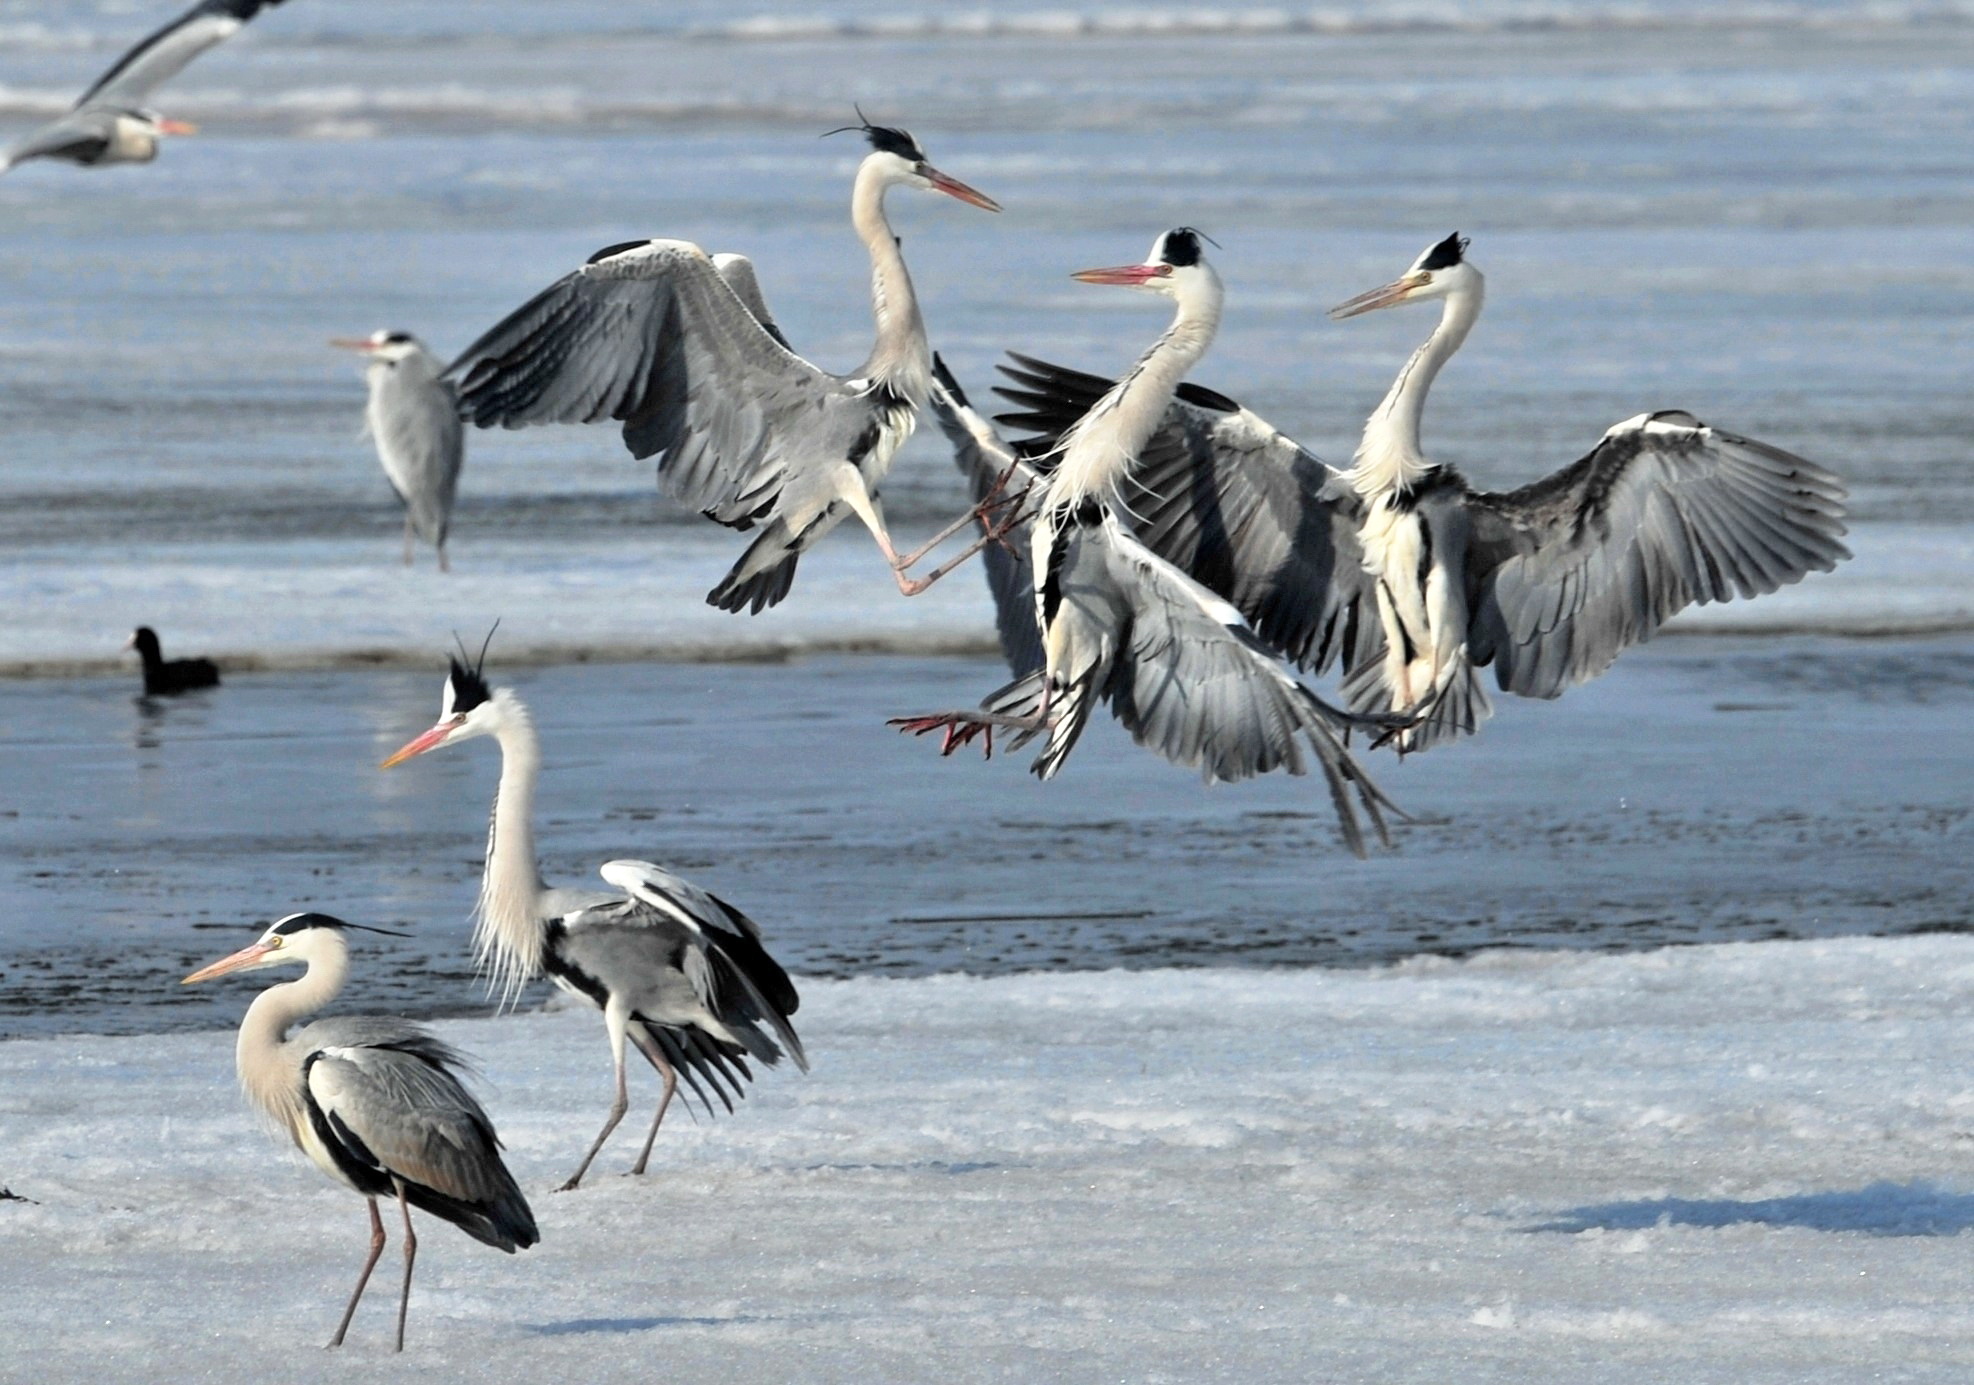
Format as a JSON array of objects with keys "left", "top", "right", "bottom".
[{"left": 1526, "top": 1181, "right": 1974, "bottom": 1237}]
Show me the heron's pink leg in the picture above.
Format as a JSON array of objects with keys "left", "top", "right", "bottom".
[
  {"left": 559, "top": 1021, "right": 631, "bottom": 1192},
  {"left": 888, "top": 680, "right": 1054, "bottom": 758},
  {"left": 327, "top": 1198, "right": 387, "bottom": 1349},
  {"left": 392, "top": 1182, "right": 417, "bottom": 1353},
  {"left": 626, "top": 1026, "right": 679, "bottom": 1176}
]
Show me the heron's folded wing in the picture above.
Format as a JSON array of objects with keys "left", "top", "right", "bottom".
[
  {"left": 1465, "top": 411, "right": 1850, "bottom": 699},
  {"left": 79, "top": 0, "right": 289, "bottom": 109},
  {"left": 928, "top": 355, "right": 1046, "bottom": 678},
  {"left": 995, "top": 352, "right": 1372, "bottom": 674},
  {"left": 448, "top": 239, "right": 846, "bottom": 525},
  {"left": 1090, "top": 516, "right": 1394, "bottom": 856},
  {"left": 372, "top": 363, "right": 464, "bottom": 530}
]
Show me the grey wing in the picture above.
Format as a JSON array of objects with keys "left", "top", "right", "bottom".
[
  {"left": 1465, "top": 410, "right": 1851, "bottom": 698},
  {"left": 599, "top": 860, "right": 805, "bottom": 1065},
  {"left": 928, "top": 354, "right": 1045, "bottom": 678},
  {"left": 995, "top": 353, "right": 1373, "bottom": 675},
  {"left": 372, "top": 355, "right": 464, "bottom": 544},
  {"left": 300, "top": 1023, "right": 536, "bottom": 1250},
  {"left": 710, "top": 253, "right": 793, "bottom": 352},
  {"left": 79, "top": 0, "right": 288, "bottom": 108},
  {"left": 1089, "top": 515, "right": 1398, "bottom": 857},
  {"left": 448, "top": 239, "right": 850, "bottom": 527},
  {"left": 1, "top": 111, "right": 113, "bottom": 170}
]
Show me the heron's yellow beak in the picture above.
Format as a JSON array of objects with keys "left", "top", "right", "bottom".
[
  {"left": 182, "top": 941, "right": 276, "bottom": 984},
  {"left": 1329, "top": 272, "right": 1430, "bottom": 320}
]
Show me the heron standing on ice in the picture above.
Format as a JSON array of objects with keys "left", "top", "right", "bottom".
[
  {"left": 182, "top": 912, "right": 538, "bottom": 1351},
  {"left": 333, "top": 331, "right": 464, "bottom": 571}
]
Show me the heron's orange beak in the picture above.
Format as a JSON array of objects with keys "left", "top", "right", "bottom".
[
  {"left": 156, "top": 119, "right": 199, "bottom": 137},
  {"left": 1328, "top": 273, "right": 1429, "bottom": 320},
  {"left": 380, "top": 721, "right": 455, "bottom": 769},
  {"left": 182, "top": 941, "right": 276, "bottom": 984},
  {"left": 1071, "top": 263, "right": 1171, "bottom": 287},
  {"left": 329, "top": 337, "right": 378, "bottom": 352},
  {"left": 924, "top": 166, "right": 1001, "bottom": 213}
]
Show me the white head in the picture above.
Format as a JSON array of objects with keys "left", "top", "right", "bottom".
[
  {"left": 330, "top": 329, "right": 426, "bottom": 366},
  {"left": 1070, "top": 226, "right": 1223, "bottom": 310},
  {"left": 1329, "top": 232, "right": 1483, "bottom": 319},
  {"left": 832, "top": 115, "right": 1002, "bottom": 212},
  {"left": 180, "top": 912, "right": 360, "bottom": 985},
  {"left": 380, "top": 656, "right": 510, "bottom": 767},
  {"left": 119, "top": 108, "right": 198, "bottom": 146}
]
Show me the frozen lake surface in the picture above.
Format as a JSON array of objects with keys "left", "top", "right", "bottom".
[{"left": 4, "top": 636, "right": 1971, "bottom": 1039}]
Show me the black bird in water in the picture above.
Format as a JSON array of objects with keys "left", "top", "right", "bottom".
[{"left": 126, "top": 626, "right": 220, "bottom": 696}]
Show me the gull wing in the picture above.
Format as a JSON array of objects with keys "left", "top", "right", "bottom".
[
  {"left": 995, "top": 352, "right": 1374, "bottom": 675},
  {"left": 79, "top": 0, "right": 290, "bottom": 110},
  {"left": 1465, "top": 410, "right": 1851, "bottom": 698},
  {"left": 449, "top": 239, "right": 854, "bottom": 529}
]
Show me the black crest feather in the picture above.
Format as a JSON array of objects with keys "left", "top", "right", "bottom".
[
  {"left": 822, "top": 105, "right": 925, "bottom": 162},
  {"left": 1419, "top": 232, "right": 1468, "bottom": 271},
  {"left": 1157, "top": 226, "right": 1218, "bottom": 267},
  {"left": 444, "top": 621, "right": 498, "bottom": 715}
]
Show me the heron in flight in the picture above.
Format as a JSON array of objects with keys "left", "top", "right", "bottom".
[
  {"left": 447, "top": 117, "right": 1016, "bottom": 614},
  {"left": 333, "top": 331, "right": 465, "bottom": 571},
  {"left": 1, "top": 0, "right": 290, "bottom": 174},
  {"left": 382, "top": 651, "right": 806, "bottom": 1190},
  {"left": 894, "top": 231, "right": 1399, "bottom": 856},
  {"left": 997, "top": 233, "right": 1851, "bottom": 752},
  {"left": 182, "top": 913, "right": 537, "bottom": 1351}
]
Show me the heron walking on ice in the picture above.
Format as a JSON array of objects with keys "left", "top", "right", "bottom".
[
  {"left": 382, "top": 653, "right": 807, "bottom": 1189},
  {"left": 1, "top": 0, "right": 290, "bottom": 174},
  {"left": 894, "top": 231, "right": 1399, "bottom": 856},
  {"left": 446, "top": 117, "right": 1016, "bottom": 613},
  {"left": 333, "top": 331, "right": 464, "bottom": 571},
  {"left": 998, "top": 233, "right": 1851, "bottom": 752},
  {"left": 182, "top": 913, "right": 537, "bottom": 1351}
]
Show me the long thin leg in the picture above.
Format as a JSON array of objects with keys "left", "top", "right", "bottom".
[
  {"left": 401, "top": 515, "right": 415, "bottom": 568},
  {"left": 627, "top": 1025, "right": 680, "bottom": 1177},
  {"left": 436, "top": 538, "right": 450, "bottom": 575},
  {"left": 392, "top": 1182, "right": 417, "bottom": 1354},
  {"left": 559, "top": 1010, "right": 632, "bottom": 1192},
  {"left": 833, "top": 464, "right": 1026, "bottom": 596},
  {"left": 327, "top": 1198, "right": 387, "bottom": 1349}
]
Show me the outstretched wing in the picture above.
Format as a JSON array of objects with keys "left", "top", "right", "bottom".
[
  {"left": 300, "top": 1022, "right": 536, "bottom": 1251},
  {"left": 448, "top": 239, "right": 851, "bottom": 528},
  {"left": 927, "top": 354, "right": 1046, "bottom": 678},
  {"left": 599, "top": 859, "right": 805, "bottom": 1063},
  {"left": 79, "top": 0, "right": 290, "bottom": 110},
  {"left": 1081, "top": 514, "right": 1398, "bottom": 856},
  {"left": 1466, "top": 410, "right": 1851, "bottom": 698},
  {"left": 0, "top": 113, "right": 112, "bottom": 170},
  {"left": 995, "top": 353, "right": 1373, "bottom": 675},
  {"left": 710, "top": 253, "right": 793, "bottom": 352}
]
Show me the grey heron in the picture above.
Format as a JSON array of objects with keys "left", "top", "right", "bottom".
[
  {"left": 446, "top": 117, "right": 1016, "bottom": 614},
  {"left": 333, "top": 331, "right": 465, "bottom": 572},
  {"left": 996, "top": 233, "right": 1851, "bottom": 752},
  {"left": 381, "top": 653, "right": 806, "bottom": 1190},
  {"left": 892, "top": 231, "right": 1399, "bottom": 856},
  {"left": 0, "top": 0, "right": 290, "bottom": 174},
  {"left": 125, "top": 625, "right": 219, "bottom": 695},
  {"left": 181, "top": 912, "right": 538, "bottom": 1352}
]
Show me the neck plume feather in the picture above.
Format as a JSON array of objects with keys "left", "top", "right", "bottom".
[
  {"left": 851, "top": 160, "right": 931, "bottom": 403},
  {"left": 236, "top": 942, "right": 348, "bottom": 1150},
  {"left": 476, "top": 693, "right": 550, "bottom": 1009},
  {"left": 1350, "top": 282, "right": 1483, "bottom": 500},
  {"left": 1049, "top": 274, "right": 1224, "bottom": 512}
]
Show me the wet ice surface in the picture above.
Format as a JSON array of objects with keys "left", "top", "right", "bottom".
[{"left": 4, "top": 636, "right": 1970, "bottom": 1039}]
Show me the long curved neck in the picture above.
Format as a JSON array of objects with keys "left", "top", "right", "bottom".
[
  {"left": 1049, "top": 272, "right": 1224, "bottom": 510},
  {"left": 477, "top": 692, "right": 551, "bottom": 1006},
  {"left": 1350, "top": 282, "right": 1483, "bottom": 501},
  {"left": 237, "top": 944, "right": 347, "bottom": 1143},
  {"left": 851, "top": 159, "right": 930, "bottom": 401}
]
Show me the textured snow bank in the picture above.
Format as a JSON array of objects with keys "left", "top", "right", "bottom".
[{"left": 7, "top": 938, "right": 1974, "bottom": 1381}]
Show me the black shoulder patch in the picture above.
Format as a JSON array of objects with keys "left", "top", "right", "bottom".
[
  {"left": 586, "top": 239, "right": 652, "bottom": 266},
  {"left": 1175, "top": 382, "right": 1238, "bottom": 413},
  {"left": 1419, "top": 232, "right": 1468, "bottom": 272}
]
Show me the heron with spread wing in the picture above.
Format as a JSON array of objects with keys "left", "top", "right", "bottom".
[
  {"left": 1, "top": 0, "right": 290, "bottom": 174},
  {"left": 447, "top": 118, "right": 1016, "bottom": 614}
]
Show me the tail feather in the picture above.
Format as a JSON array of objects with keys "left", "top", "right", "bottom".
[
  {"left": 707, "top": 545, "right": 801, "bottom": 614},
  {"left": 1030, "top": 674, "right": 1099, "bottom": 782}
]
